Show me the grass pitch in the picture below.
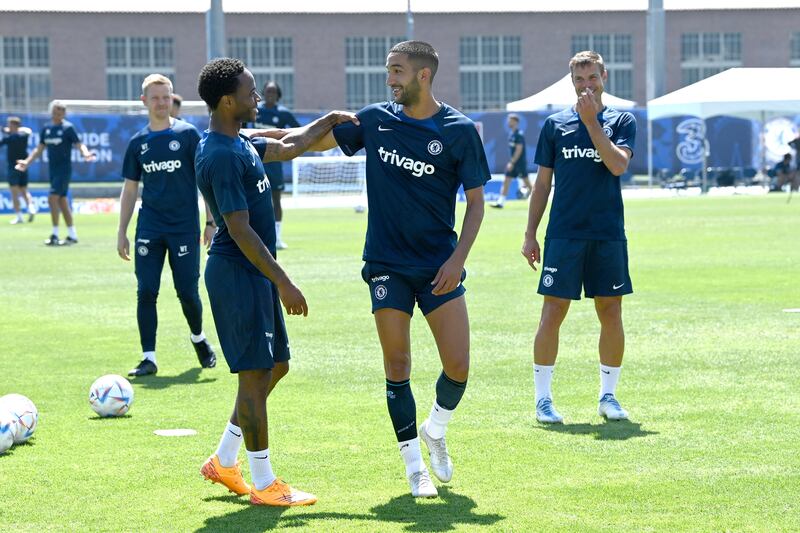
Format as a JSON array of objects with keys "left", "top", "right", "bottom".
[{"left": 0, "top": 193, "right": 798, "bottom": 532}]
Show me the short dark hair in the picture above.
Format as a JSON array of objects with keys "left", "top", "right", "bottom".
[
  {"left": 7, "top": 116, "right": 22, "bottom": 126},
  {"left": 569, "top": 50, "right": 605, "bottom": 75},
  {"left": 171, "top": 93, "right": 183, "bottom": 107},
  {"left": 389, "top": 40, "right": 439, "bottom": 83},
  {"left": 198, "top": 58, "right": 245, "bottom": 111},
  {"left": 507, "top": 113, "right": 520, "bottom": 122},
  {"left": 263, "top": 81, "right": 282, "bottom": 100}
]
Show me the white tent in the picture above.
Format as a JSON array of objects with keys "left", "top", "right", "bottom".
[
  {"left": 646, "top": 68, "right": 800, "bottom": 187},
  {"left": 647, "top": 68, "right": 800, "bottom": 121},
  {"left": 506, "top": 74, "right": 637, "bottom": 112}
]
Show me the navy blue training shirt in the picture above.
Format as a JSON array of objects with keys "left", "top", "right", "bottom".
[
  {"left": 0, "top": 131, "right": 29, "bottom": 172},
  {"left": 253, "top": 104, "right": 300, "bottom": 181},
  {"left": 534, "top": 106, "right": 636, "bottom": 241},
  {"left": 40, "top": 120, "right": 80, "bottom": 179},
  {"left": 509, "top": 129, "right": 526, "bottom": 164},
  {"left": 122, "top": 119, "right": 201, "bottom": 234},
  {"left": 195, "top": 131, "right": 276, "bottom": 275},
  {"left": 333, "top": 101, "right": 490, "bottom": 269}
]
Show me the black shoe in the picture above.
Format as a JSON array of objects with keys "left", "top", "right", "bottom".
[
  {"left": 128, "top": 359, "right": 158, "bottom": 377},
  {"left": 192, "top": 338, "right": 217, "bottom": 368},
  {"left": 490, "top": 202, "right": 504, "bottom": 209},
  {"left": 59, "top": 236, "right": 78, "bottom": 246},
  {"left": 28, "top": 212, "right": 35, "bottom": 223},
  {"left": 44, "top": 234, "right": 59, "bottom": 246}
]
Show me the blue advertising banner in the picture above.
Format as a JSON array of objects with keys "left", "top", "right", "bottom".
[
  {"left": 0, "top": 189, "right": 70, "bottom": 214},
  {"left": 2, "top": 110, "right": 797, "bottom": 185}
]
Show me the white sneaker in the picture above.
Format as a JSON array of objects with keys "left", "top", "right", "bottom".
[
  {"left": 419, "top": 420, "right": 453, "bottom": 483},
  {"left": 536, "top": 397, "right": 564, "bottom": 424},
  {"left": 276, "top": 239, "right": 288, "bottom": 250},
  {"left": 598, "top": 393, "right": 629, "bottom": 420},
  {"left": 10, "top": 217, "right": 23, "bottom": 225},
  {"left": 408, "top": 468, "right": 438, "bottom": 498}
]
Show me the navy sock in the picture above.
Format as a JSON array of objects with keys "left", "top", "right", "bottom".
[
  {"left": 435, "top": 371, "right": 467, "bottom": 411},
  {"left": 386, "top": 379, "right": 417, "bottom": 442}
]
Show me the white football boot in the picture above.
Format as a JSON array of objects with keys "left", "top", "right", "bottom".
[
  {"left": 419, "top": 420, "right": 453, "bottom": 483},
  {"left": 598, "top": 393, "right": 629, "bottom": 420},
  {"left": 408, "top": 468, "right": 438, "bottom": 498},
  {"left": 535, "top": 397, "right": 564, "bottom": 424}
]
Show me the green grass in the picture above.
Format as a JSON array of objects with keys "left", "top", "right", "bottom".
[{"left": 1, "top": 194, "right": 799, "bottom": 532}]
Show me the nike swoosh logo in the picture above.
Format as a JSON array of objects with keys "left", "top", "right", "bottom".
[
  {"left": 561, "top": 129, "right": 577, "bottom": 136},
  {"left": 601, "top": 370, "right": 610, "bottom": 374},
  {"left": 378, "top": 126, "right": 392, "bottom": 132},
  {"left": 255, "top": 454, "right": 269, "bottom": 459},
  {"left": 613, "top": 283, "right": 625, "bottom": 290},
  {"left": 228, "top": 430, "right": 242, "bottom": 437},
  {"left": 399, "top": 444, "right": 409, "bottom": 450},
  {"left": 178, "top": 251, "right": 189, "bottom": 257}
]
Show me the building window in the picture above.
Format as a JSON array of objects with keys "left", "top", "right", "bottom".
[
  {"left": 105, "top": 37, "right": 175, "bottom": 100},
  {"left": 680, "top": 32, "right": 741, "bottom": 86},
  {"left": 791, "top": 32, "right": 800, "bottom": 66},
  {"left": 228, "top": 37, "right": 295, "bottom": 108},
  {"left": 459, "top": 36, "right": 521, "bottom": 112},
  {"left": 571, "top": 34, "right": 633, "bottom": 100},
  {"left": 345, "top": 36, "right": 403, "bottom": 110},
  {"left": 0, "top": 36, "right": 50, "bottom": 112}
]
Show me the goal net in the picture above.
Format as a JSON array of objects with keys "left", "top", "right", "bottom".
[{"left": 290, "top": 155, "right": 367, "bottom": 209}]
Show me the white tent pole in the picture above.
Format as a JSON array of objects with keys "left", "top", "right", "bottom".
[
  {"left": 760, "top": 110, "right": 767, "bottom": 189},
  {"left": 647, "top": 117, "right": 653, "bottom": 187}
]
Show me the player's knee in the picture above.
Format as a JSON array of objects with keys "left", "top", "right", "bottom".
[
  {"left": 272, "top": 361, "right": 289, "bottom": 381},
  {"left": 443, "top": 357, "right": 469, "bottom": 382},
  {"left": 384, "top": 352, "right": 411, "bottom": 380},
  {"left": 595, "top": 299, "right": 623, "bottom": 323},
  {"left": 540, "top": 300, "right": 569, "bottom": 328},
  {"left": 176, "top": 288, "right": 200, "bottom": 305},
  {"left": 238, "top": 368, "right": 272, "bottom": 394},
  {"left": 137, "top": 288, "right": 159, "bottom": 304}
]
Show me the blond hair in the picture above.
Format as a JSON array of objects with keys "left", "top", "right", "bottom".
[
  {"left": 141, "top": 74, "right": 173, "bottom": 96},
  {"left": 49, "top": 100, "right": 66, "bottom": 113},
  {"left": 569, "top": 50, "right": 605, "bottom": 75}
]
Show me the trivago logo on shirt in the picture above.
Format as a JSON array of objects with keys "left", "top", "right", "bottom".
[
  {"left": 256, "top": 175, "right": 270, "bottom": 193},
  {"left": 44, "top": 137, "right": 63, "bottom": 146},
  {"left": 561, "top": 145, "right": 602, "bottom": 163},
  {"left": 142, "top": 159, "right": 182, "bottom": 173},
  {"left": 377, "top": 146, "right": 435, "bottom": 178}
]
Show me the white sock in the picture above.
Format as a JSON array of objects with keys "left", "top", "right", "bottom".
[
  {"left": 28, "top": 201, "right": 36, "bottom": 213},
  {"left": 275, "top": 221, "right": 282, "bottom": 240},
  {"left": 215, "top": 422, "right": 243, "bottom": 467},
  {"left": 399, "top": 437, "right": 424, "bottom": 477},
  {"left": 15, "top": 213, "right": 23, "bottom": 221},
  {"left": 190, "top": 332, "right": 206, "bottom": 343},
  {"left": 497, "top": 195, "right": 506, "bottom": 205},
  {"left": 426, "top": 402, "right": 453, "bottom": 440},
  {"left": 142, "top": 351, "right": 157, "bottom": 365},
  {"left": 600, "top": 364, "right": 622, "bottom": 399},
  {"left": 67, "top": 226, "right": 77, "bottom": 239},
  {"left": 52, "top": 226, "right": 59, "bottom": 237},
  {"left": 534, "top": 364, "right": 554, "bottom": 403},
  {"left": 246, "top": 448, "right": 276, "bottom": 490}
]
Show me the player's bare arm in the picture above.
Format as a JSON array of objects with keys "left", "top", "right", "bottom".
[
  {"left": 15, "top": 143, "right": 45, "bottom": 171},
  {"left": 116, "top": 178, "right": 140, "bottom": 261},
  {"left": 76, "top": 142, "right": 97, "bottom": 162},
  {"left": 256, "top": 112, "right": 359, "bottom": 162},
  {"left": 576, "top": 89, "right": 631, "bottom": 176},
  {"left": 506, "top": 142, "right": 524, "bottom": 172},
  {"left": 202, "top": 200, "right": 215, "bottom": 248},
  {"left": 521, "top": 166, "right": 554, "bottom": 271},
  {"left": 431, "top": 186, "right": 485, "bottom": 296},
  {"left": 223, "top": 209, "right": 308, "bottom": 317}
]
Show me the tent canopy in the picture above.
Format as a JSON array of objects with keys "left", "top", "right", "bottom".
[
  {"left": 647, "top": 68, "right": 800, "bottom": 120},
  {"left": 506, "top": 74, "right": 637, "bottom": 112}
]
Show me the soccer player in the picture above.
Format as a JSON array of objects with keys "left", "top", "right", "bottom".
[
  {"left": 521, "top": 51, "right": 636, "bottom": 424},
  {"left": 310, "top": 41, "right": 489, "bottom": 498},
  {"left": 252, "top": 81, "right": 300, "bottom": 250},
  {"left": 1, "top": 117, "right": 36, "bottom": 224},
  {"left": 117, "top": 74, "right": 217, "bottom": 377},
  {"left": 16, "top": 100, "right": 96, "bottom": 245},
  {"left": 194, "top": 58, "right": 357, "bottom": 506},
  {"left": 170, "top": 93, "right": 183, "bottom": 119},
  {"left": 491, "top": 113, "right": 532, "bottom": 208}
]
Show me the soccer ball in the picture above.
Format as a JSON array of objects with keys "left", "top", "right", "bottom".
[
  {"left": 0, "top": 411, "right": 18, "bottom": 454},
  {"left": 354, "top": 204, "right": 366, "bottom": 213},
  {"left": 89, "top": 375, "right": 134, "bottom": 417},
  {"left": 0, "top": 394, "right": 38, "bottom": 444}
]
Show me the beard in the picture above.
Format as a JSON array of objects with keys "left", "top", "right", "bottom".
[{"left": 395, "top": 78, "right": 421, "bottom": 106}]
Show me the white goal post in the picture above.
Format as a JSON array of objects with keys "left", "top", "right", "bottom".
[{"left": 290, "top": 155, "right": 367, "bottom": 209}]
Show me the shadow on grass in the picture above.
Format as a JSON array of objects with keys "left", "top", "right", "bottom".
[
  {"left": 133, "top": 367, "right": 217, "bottom": 390},
  {"left": 535, "top": 419, "right": 658, "bottom": 440},
  {"left": 196, "top": 486, "right": 504, "bottom": 532},
  {"left": 88, "top": 414, "right": 133, "bottom": 421}
]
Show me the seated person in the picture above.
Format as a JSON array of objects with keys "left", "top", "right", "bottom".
[{"left": 771, "top": 153, "right": 797, "bottom": 192}]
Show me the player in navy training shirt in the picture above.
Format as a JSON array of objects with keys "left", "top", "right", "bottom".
[
  {"left": 309, "top": 41, "right": 490, "bottom": 498},
  {"left": 1, "top": 116, "right": 36, "bottom": 224},
  {"left": 491, "top": 113, "right": 533, "bottom": 208},
  {"left": 16, "top": 100, "right": 96, "bottom": 246},
  {"left": 522, "top": 51, "right": 637, "bottom": 424},
  {"left": 194, "top": 57, "right": 357, "bottom": 506},
  {"left": 252, "top": 81, "right": 300, "bottom": 249},
  {"left": 116, "top": 74, "right": 218, "bottom": 378}
]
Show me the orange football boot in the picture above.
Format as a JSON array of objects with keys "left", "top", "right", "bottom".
[
  {"left": 250, "top": 478, "right": 317, "bottom": 507},
  {"left": 200, "top": 455, "right": 251, "bottom": 496}
]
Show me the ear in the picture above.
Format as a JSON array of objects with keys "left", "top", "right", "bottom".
[
  {"left": 140, "top": 94, "right": 146, "bottom": 105},
  {"left": 418, "top": 67, "right": 429, "bottom": 83}
]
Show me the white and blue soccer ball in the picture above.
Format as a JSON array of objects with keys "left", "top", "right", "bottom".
[
  {"left": 0, "top": 411, "right": 18, "bottom": 454},
  {"left": 0, "top": 393, "right": 38, "bottom": 444},
  {"left": 89, "top": 375, "right": 134, "bottom": 417}
]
